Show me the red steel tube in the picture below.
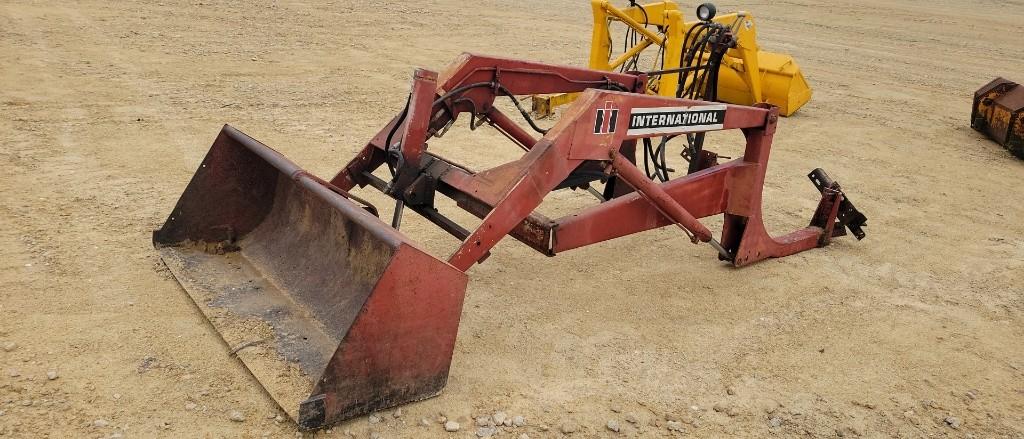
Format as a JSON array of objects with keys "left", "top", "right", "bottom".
[
  {"left": 486, "top": 106, "right": 538, "bottom": 150},
  {"left": 400, "top": 69, "right": 439, "bottom": 169},
  {"left": 609, "top": 151, "right": 713, "bottom": 243}
]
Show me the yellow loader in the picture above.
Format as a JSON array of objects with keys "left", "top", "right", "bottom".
[{"left": 533, "top": 1, "right": 812, "bottom": 117}]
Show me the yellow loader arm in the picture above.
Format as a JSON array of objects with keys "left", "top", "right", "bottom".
[{"left": 532, "top": 1, "right": 811, "bottom": 117}]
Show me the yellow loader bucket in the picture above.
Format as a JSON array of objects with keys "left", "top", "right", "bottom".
[
  {"left": 153, "top": 126, "right": 468, "bottom": 430},
  {"left": 716, "top": 50, "right": 812, "bottom": 117}
]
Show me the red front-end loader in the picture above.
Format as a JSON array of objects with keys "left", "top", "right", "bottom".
[{"left": 154, "top": 54, "right": 866, "bottom": 430}]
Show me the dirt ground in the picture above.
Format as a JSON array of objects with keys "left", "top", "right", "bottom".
[{"left": 2, "top": 0, "right": 1023, "bottom": 438}]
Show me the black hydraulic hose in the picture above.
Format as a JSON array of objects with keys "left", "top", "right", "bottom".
[
  {"left": 658, "top": 135, "right": 670, "bottom": 181},
  {"left": 677, "top": 32, "right": 703, "bottom": 96},
  {"left": 644, "top": 26, "right": 729, "bottom": 181},
  {"left": 681, "top": 22, "right": 709, "bottom": 61},
  {"left": 692, "top": 37, "right": 714, "bottom": 97},
  {"left": 688, "top": 33, "right": 714, "bottom": 98},
  {"left": 678, "top": 23, "right": 709, "bottom": 95},
  {"left": 642, "top": 137, "right": 657, "bottom": 180},
  {"left": 622, "top": 1, "right": 650, "bottom": 73},
  {"left": 432, "top": 81, "right": 494, "bottom": 107},
  {"left": 383, "top": 94, "right": 412, "bottom": 177},
  {"left": 496, "top": 83, "right": 550, "bottom": 135},
  {"left": 643, "top": 135, "right": 673, "bottom": 182},
  {"left": 706, "top": 44, "right": 724, "bottom": 101}
]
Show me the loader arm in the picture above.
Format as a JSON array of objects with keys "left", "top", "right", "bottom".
[
  {"left": 706, "top": 11, "right": 763, "bottom": 103},
  {"left": 333, "top": 53, "right": 862, "bottom": 271},
  {"left": 537, "top": 1, "right": 811, "bottom": 117}
]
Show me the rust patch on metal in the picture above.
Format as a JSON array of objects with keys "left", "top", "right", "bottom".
[{"left": 972, "top": 77, "right": 1024, "bottom": 158}]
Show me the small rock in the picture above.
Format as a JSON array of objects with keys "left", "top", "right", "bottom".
[
  {"left": 726, "top": 406, "right": 739, "bottom": 417},
  {"left": 112, "top": 393, "right": 121, "bottom": 400},
  {"left": 666, "top": 421, "right": 684, "bottom": 432},
  {"left": 185, "top": 402, "right": 197, "bottom": 411},
  {"left": 137, "top": 355, "right": 158, "bottom": 373},
  {"left": 944, "top": 416, "right": 961, "bottom": 429},
  {"left": 768, "top": 417, "right": 783, "bottom": 428},
  {"left": 648, "top": 418, "right": 662, "bottom": 428},
  {"left": 7, "top": 370, "right": 18, "bottom": 378},
  {"left": 907, "top": 414, "right": 922, "bottom": 426},
  {"left": 475, "top": 416, "right": 493, "bottom": 427},
  {"left": 476, "top": 426, "right": 497, "bottom": 437},
  {"left": 560, "top": 422, "right": 578, "bottom": 434},
  {"left": 275, "top": 415, "right": 283, "bottom": 423},
  {"left": 368, "top": 413, "right": 382, "bottom": 424},
  {"left": 420, "top": 418, "right": 431, "bottom": 427},
  {"left": 93, "top": 419, "right": 110, "bottom": 428},
  {"left": 610, "top": 403, "right": 623, "bottom": 413},
  {"left": 2, "top": 343, "right": 15, "bottom": 352},
  {"left": 852, "top": 400, "right": 876, "bottom": 410},
  {"left": 393, "top": 407, "right": 402, "bottom": 418},
  {"left": 46, "top": 370, "right": 59, "bottom": 380},
  {"left": 624, "top": 414, "right": 638, "bottom": 424},
  {"left": 229, "top": 410, "right": 245, "bottom": 422},
  {"left": 444, "top": 420, "right": 460, "bottom": 432},
  {"left": 713, "top": 403, "right": 727, "bottom": 413},
  {"left": 727, "top": 386, "right": 736, "bottom": 396},
  {"left": 664, "top": 412, "right": 680, "bottom": 422},
  {"left": 437, "top": 415, "right": 448, "bottom": 424},
  {"left": 512, "top": 415, "right": 525, "bottom": 427},
  {"left": 369, "top": 433, "right": 381, "bottom": 439},
  {"left": 606, "top": 420, "right": 620, "bottom": 432},
  {"left": 492, "top": 411, "right": 507, "bottom": 426},
  {"left": 965, "top": 390, "right": 977, "bottom": 400}
]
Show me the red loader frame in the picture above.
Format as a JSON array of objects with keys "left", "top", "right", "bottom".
[{"left": 331, "top": 53, "right": 866, "bottom": 271}]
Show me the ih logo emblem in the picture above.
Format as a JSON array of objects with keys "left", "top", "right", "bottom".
[{"left": 593, "top": 101, "right": 619, "bottom": 135}]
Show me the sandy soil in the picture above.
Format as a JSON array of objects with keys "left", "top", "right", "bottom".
[{"left": 2, "top": 0, "right": 1023, "bottom": 438}]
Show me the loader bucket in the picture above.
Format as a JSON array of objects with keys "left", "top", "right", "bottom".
[
  {"left": 717, "top": 50, "right": 812, "bottom": 117},
  {"left": 972, "top": 77, "right": 1024, "bottom": 158},
  {"left": 153, "top": 125, "right": 469, "bottom": 430}
]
